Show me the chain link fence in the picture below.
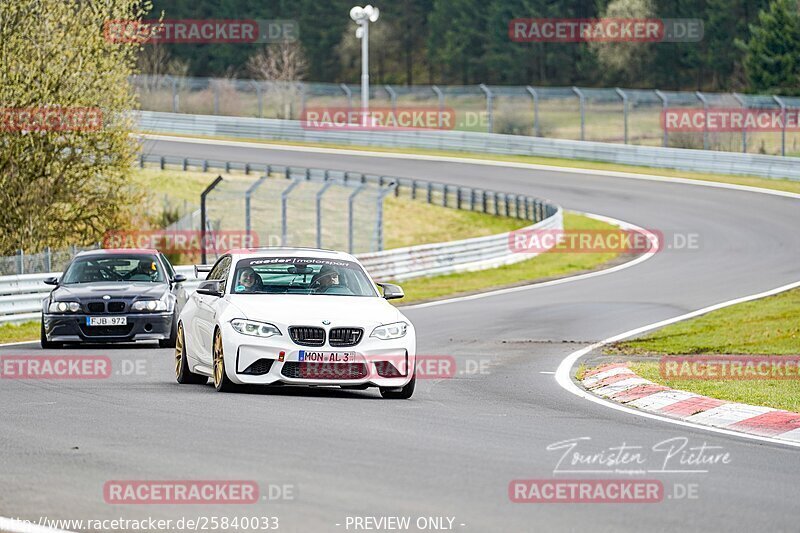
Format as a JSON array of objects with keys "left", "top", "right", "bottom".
[
  {"left": 0, "top": 245, "right": 101, "bottom": 277},
  {"left": 131, "top": 75, "right": 800, "bottom": 157}
]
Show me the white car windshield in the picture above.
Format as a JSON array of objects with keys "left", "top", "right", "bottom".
[{"left": 232, "top": 257, "right": 378, "bottom": 297}]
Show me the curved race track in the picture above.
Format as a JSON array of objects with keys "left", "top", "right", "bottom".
[{"left": 1, "top": 137, "right": 799, "bottom": 533}]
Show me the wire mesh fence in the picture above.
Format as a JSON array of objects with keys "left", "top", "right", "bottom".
[
  {"left": 131, "top": 75, "right": 800, "bottom": 157},
  {"left": 0, "top": 245, "right": 101, "bottom": 277}
]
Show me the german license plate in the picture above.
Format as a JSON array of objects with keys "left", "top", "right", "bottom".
[
  {"left": 87, "top": 316, "right": 127, "bottom": 326},
  {"left": 298, "top": 350, "right": 356, "bottom": 363}
]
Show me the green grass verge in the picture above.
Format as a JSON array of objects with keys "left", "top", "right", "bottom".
[
  {"left": 395, "top": 212, "right": 621, "bottom": 304},
  {"left": 627, "top": 362, "right": 800, "bottom": 413},
  {"left": 142, "top": 133, "right": 800, "bottom": 196},
  {"left": 0, "top": 321, "right": 39, "bottom": 344},
  {"left": 609, "top": 288, "right": 800, "bottom": 355},
  {"left": 610, "top": 287, "right": 800, "bottom": 412}
]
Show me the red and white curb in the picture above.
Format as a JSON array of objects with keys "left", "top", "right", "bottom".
[{"left": 582, "top": 363, "right": 800, "bottom": 443}]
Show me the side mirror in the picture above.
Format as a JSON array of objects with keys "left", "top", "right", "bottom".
[
  {"left": 43, "top": 277, "right": 59, "bottom": 286},
  {"left": 196, "top": 279, "right": 224, "bottom": 297},
  {"left": 172, "top": 274, "right": 187, "bottom": 284},
  {"left": 378, "top": 283, "right": 404, "bottom": 300}
]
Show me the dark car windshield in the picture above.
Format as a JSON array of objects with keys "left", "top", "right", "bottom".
[
  {"left": 61, "top": 255, "right": 166, "bottom": 284},
  {"left": 232, "top": 257, "right": 378, "bottom": 297}
]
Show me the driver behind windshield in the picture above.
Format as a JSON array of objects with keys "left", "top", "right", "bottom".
[
  {"left": 313, "top": 265, "right": 342, "bottom": 292},
  {"left": 236, "top": 267, "right": 262, "bottom": 292}
]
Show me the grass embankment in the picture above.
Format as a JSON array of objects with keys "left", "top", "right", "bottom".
[{"left": 606, "top": 288, "right": 800, "bottom": 412}]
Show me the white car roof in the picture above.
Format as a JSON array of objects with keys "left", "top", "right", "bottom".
[{"left": 227, "top": 247, "right": 359, "bottom": 262}]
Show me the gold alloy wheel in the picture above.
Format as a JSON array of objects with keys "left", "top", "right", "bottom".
[
  {"left": 213, "top": 332, "right": 224, "bottom": 388},
  {"left": 174, "top": 325, "right": 184, "bottom": 378}
]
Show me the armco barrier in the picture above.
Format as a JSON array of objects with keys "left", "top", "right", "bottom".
[
  {"left": 0, "top": 208, "right": 563, "bottom": 324},
  {"left": 137, "top": 111, "right": 800, "bottom": 180}
]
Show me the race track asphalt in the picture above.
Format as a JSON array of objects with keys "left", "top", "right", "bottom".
[{"left": 1, "top": 137, "right": 798, "bottom": 533}]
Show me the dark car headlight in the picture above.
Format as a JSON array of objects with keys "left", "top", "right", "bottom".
[
  {"left": 131, "top": 299, "right": 169, "bottom": 312},
  {"left": 48, "top": 301, "right": 81, "bottom": 313}
]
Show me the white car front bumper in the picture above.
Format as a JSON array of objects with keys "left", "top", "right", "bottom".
[{"left": 220, "top": 321, "right": 416, "bottom": 388}]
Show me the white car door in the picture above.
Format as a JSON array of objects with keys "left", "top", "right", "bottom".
[{"left": 194, "top": 256, "right": 231, "bottom": 364}]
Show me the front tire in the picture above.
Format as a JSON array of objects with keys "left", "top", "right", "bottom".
[
  {"left": 212, "top": 329, "right": 238, "bottom": 392},
  {"left": 175, "top": 323, "right": 207, "bottom": 385},
  {"left": 380, "top": 374, "right": 416, "bottom": 399},
  {"left": 40, "top": 320, "right": 62, "bottom": 349}
]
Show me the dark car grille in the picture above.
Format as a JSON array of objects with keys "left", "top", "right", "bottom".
[
  {"left": 241, "top": 359, "right": 274, "bottom": 375},
  {"left": 281, "top": 362, "right": 368, "bottom": 380},
  {"left": 289, "top": 326, "right": 325, "bottom": 346},
  {"left": 87, "top": 302, "right": 105, "bottom": 313},
  {"left": 79, "top": 324, "right": 134, "bottom": 337},
  {"left": 85, "top": 301, "right": 127, "bottom": 313},
  {"left": 328, "top": 327, "right": 363, "bottom": 347}
]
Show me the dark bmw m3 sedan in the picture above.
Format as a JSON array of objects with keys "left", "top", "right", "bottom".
[{"left": 40, "top": 249, "right": 187, "bottom": 348}]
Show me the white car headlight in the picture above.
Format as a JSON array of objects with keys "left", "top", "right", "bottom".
[
  {"left": 370, "top": 321, "right": 408, "bottom": 340},
  {"left": 131, "top": 299, "right": 168, "bottom": 312},
  {"left": 48, "top": 301, "right": 81, "bottom": 313},
  {"left": 231, "top": 319, "right": 281, "bottom": 338}
]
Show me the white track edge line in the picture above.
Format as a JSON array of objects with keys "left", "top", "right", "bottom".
[{"left": 555, "top": 279, "right": 800, "bottom": 448}]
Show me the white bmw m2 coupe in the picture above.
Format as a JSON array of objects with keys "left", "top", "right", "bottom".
[{"left": 175, "top": 248, "right": 417, "bottom": 398}]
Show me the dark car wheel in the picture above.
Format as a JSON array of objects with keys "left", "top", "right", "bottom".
[
  {"left": 175, "top": 323, "right": 207, "bottom": 385},
  {"left": 159, "top": 313, "right": 178, "bottom": 349},
  {"left": 40, "top": 320, "right": 62, "bottom": 349},
  {"left": 380, "top": 374, "right": 416, "bottom": 399}
]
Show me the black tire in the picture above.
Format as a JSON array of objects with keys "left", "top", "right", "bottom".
[
  {"left": 159, "top": 313, "right": 178, "bottom": 349},
  {"left": 212, "top": 329, "right": 238, "bottom": 392},
  {"left": 380, "top": 374, "right": 416, "bottom": 399},
  {"left": 40, "top": 320, "right": 62, "bottom": 349},
  {"left": 175, "top": 323, "right": 207, "bottom": 385}
]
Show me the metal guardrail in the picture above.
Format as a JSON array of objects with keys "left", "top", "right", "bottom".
[
  {"left": 0, "top": 208, "right": 562, "bottom": 324},
  {"left": 138, "top": 111, "right": 800, "bottom": 181},
  {"left": 132, "top": 76, "right": 800, "bottom": 156}
]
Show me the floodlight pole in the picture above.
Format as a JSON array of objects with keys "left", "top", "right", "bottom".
[
  {"left": 351, "top": 5, "right": 379, "bottom": 128},
  {"left": 360, "top": 20, "right": 369, "bottom": 127}
]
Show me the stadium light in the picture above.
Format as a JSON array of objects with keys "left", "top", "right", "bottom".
[{"left": 350, "top": 5, "right": 379, "bottom": 126}]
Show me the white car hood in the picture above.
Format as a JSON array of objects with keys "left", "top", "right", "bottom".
[{"left": 227, "top": 294, "right": 404, "bottom": 329}]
